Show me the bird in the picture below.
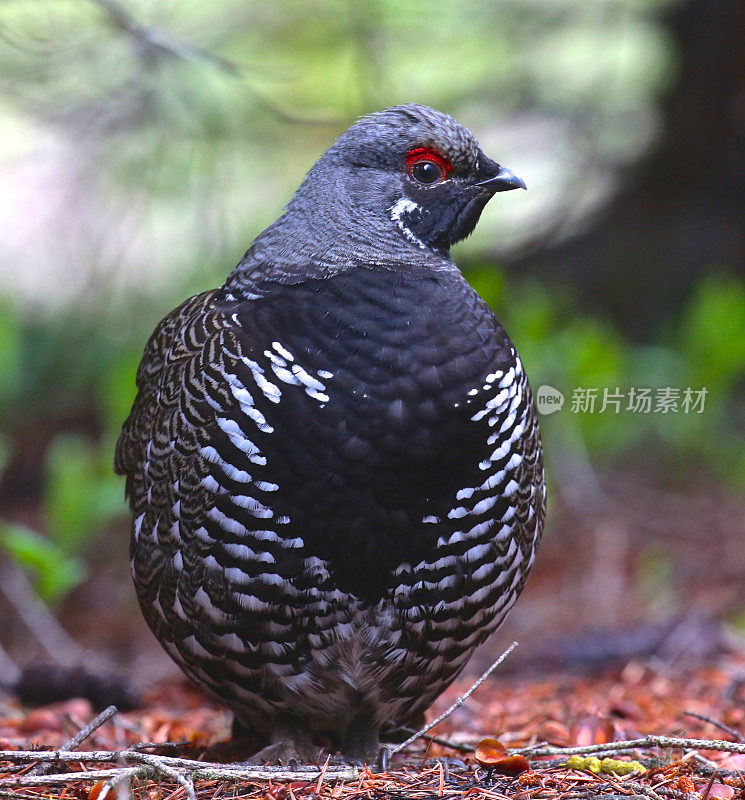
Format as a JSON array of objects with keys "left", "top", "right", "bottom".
[{"left": 115, "top": 104, "right": 546, "bottom": 766}]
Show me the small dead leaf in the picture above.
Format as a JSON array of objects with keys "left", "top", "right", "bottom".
[
  {"left": 609, "top": 699, "right": 642, "bottom": 719},
  {"left": 537, "top": 720, "right": 571, "bottom": 746},
  {"left": 571, "top": 716, "right": 615, "bottom": 746},
  {"left": 475, "top": 737, "right": 508, "bottom": 767},
  {"left": 697, "top": 783, "right": 735, "bottom": 800},
  {"left": 492, "top": 755, "right": 531, "bottom": 776},
  {"left": 474, "top": 738, "right": 530, "bottom": 776},
  {"left": 718, "top": 754, "right": 745, "bottom": 771}
]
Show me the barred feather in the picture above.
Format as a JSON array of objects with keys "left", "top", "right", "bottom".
[{"left": 116, "top": 266, "right": 545, "bottom": 741}]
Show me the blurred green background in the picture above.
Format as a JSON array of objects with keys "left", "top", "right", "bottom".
[{"left": 0, "top": 0, "right": 743, "bottom": 671}]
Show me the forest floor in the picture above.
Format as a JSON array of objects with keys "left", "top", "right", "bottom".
[{"left": 3, "top": 638, "right": 745, "bottom": 800}]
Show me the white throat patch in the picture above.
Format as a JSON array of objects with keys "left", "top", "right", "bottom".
[{"left": 390, "top": 198, "right": 428, "bottom": 250}]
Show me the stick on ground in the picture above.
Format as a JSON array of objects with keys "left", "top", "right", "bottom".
[
  {"left": 31, "top": 705, "right": 119, "bottom": 776},
  {"left": 684, "top": 710, "right": 745, "bottom": 743},
  {"left": 389, "top": 641, "right": 518, "bottom": 756}
]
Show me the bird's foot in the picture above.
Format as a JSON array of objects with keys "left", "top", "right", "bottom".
[
  {"left": 244, "top": 738, "right": 323, "bottom": 767},
  {"left": 340, "top": 712, "right": 383, "bottom": 770}
]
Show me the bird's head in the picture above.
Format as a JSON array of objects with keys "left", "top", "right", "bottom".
[
  {"left": 238, "top": 104, "right": 525, "bottom": 282},
  {"left": 298, "top": 104, "right": 526, "bottom": 254}
]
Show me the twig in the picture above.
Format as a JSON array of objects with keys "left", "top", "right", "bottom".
[
  {"left": 0, "top": 641, "right": 20, "bottom": 686},
  {"left": 0, "top": 562, "right": 88, "bottom": 667},
  {"left": 0, "top": 768, "right": 142, "bottom": 787},
  {"left": 315, "top": 753, "right": 330, "bottom": 795},
  {"left": 88, "top": 0, "right": 239, "bottom": 74},
  {"left": 684, "top": 711, "right": 745, "bottom": 743},
  {"left": 0, "top": 749, "right": 359, "bottom": 787},
  {"left": 87, "top": 0, "right": 337, "bottom": 126},
  {"left": 130, "top": 740, "right": 192, "bottom": 751},
  {"left": 0, "top": 790, "right": 49, "bottom": 800},
  {"left": 95, "top": 765, "right": 135, "bottom": 800},
  {"left": 65, "top": 705, "right": 119, "bottom": 751},
  {"left": 389, "top": 641, "right": 518, "bottom": 756},
  {"left": 1, "top": 750, "right": 335, "bottom": 769},
  {"left": 689, "top": 752, "right": 720, "bottom": 771},
  {"left": 625, "top": 782, "right": 666, "bottom": 800},
  {"left": 130, "top": 752, "right": 196, "bottom": 800},
  {"left": 31, "top": 705, "right": 118, "bottom": 775},
  {"left": 516, "top": 736, "right": 745, "bottom": 758}
]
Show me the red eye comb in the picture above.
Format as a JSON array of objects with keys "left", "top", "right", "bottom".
[{"left": 405, "top": 147, "right": 452, "bottom": 176}]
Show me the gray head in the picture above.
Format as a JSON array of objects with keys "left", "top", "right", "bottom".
[{"left": 234, "top": 104, "right": 525, "bottom": 283}]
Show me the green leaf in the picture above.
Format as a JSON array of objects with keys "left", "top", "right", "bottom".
[
  {"left": 0, "top": 522, "right": 85, "bottom": 604},
  {"left": 680, "top": 274, "right": 745, "bottom": 393},
  {"left": 44, "top": 434, "right": 127, "bottom": 553},
  {"left": 0, "top": 297, "right": 21, "bottom": 413}
]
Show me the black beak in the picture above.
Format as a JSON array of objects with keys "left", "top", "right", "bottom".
[{"left": 474, "top": 165, "right": 527, "bottom": 192}]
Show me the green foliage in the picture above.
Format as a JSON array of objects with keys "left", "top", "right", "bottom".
[
  {"left": 0, "top": 522, "right": 85, "bottom": 604},
  {"left": 730, "top": 609, "right": 745, "bottom": 633},
  {"left": 0, "top": 431, "right": 125, "bottom": 603},
  {"left": 673, "top": 274, "right": 745, "bottom": 485},
  {"left": 0, "top": 432, "right": 125, "bottom": 602},
  {"left": 44, "top": 434, "right": 126, "bottom": 554},
  {"left": 98, "top": 349, "right": 143, "bottom": 441},
  {"left": 635, "top": 543, "right": 675, "bottom": 614},
  {"left": 0, "top": 298, "right": 21, "bottom": 409},
  {"left": 679, "top": 274, "right": 745, "bottom": 396}
]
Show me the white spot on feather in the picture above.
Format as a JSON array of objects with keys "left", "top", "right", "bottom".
[
  {"left": 272, "top": 342, "right": 294, "bottom": 362},
  {"left": 390, "top": 198, "right": 428, "bottom": 249}
]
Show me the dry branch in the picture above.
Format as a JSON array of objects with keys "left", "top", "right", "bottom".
[
  {"left": 684, "top": 710, "right": 745, "bottom": 743},
  {"left": 516, "top": 735, "right": 745, "bottom": 758},
  {"left": 30, "top": 704, "right": 119, "bottom": 776},
  {"left": 0, "top": 748, "right": 359, "bottom": 789},
  {"left": 0, "top": 769, "right": 142, "bottom": 787},
  {"left": 398, "top": 725, "right": 476, "bottom": 754},
  {"left": 389, "top": 641, "right": 518, "bottom": 756}
]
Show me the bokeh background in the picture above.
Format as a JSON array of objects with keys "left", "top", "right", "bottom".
[{"left": 1, "top": 0, "right": 744, "bottom": 687}]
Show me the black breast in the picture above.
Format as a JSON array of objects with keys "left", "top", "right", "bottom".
[{"left": 206, "top": 266, "right": 518, "bottom": 598}]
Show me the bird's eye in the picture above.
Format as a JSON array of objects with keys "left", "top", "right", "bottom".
[
  {"left": 406, "top": 147, "right": 451, "bottom": 186},
  {"left": 411, "top": 160, "right": 443, "bottom": 185}
]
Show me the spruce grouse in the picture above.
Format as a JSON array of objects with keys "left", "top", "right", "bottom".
[{"left": 115, "top": 104, "right": 546, "bottom": 765}]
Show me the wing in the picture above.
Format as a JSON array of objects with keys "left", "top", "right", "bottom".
[{"left": 115, "top": 289, "right": 222, "bottom": 504}]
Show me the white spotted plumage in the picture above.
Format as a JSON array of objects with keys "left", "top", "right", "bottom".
[{"left": 116, "top": 104, "right": 545, "bottom": 761}]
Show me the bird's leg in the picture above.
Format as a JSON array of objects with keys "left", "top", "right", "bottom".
[
  {"left": 343, "top": 710, "right": 381, "bottom": 767},
  {"left": 245, "top": 714, "right": 320, "bottom": 766}
]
